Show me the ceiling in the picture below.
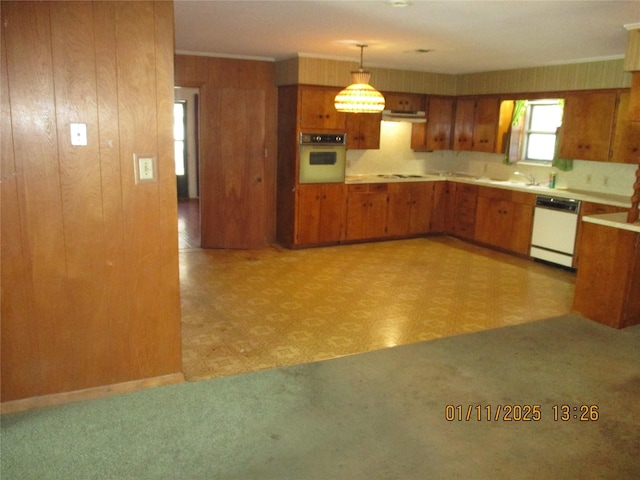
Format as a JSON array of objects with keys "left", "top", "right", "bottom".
[{"left": 173, "top": 1, "right": 640, "bottom": 75}]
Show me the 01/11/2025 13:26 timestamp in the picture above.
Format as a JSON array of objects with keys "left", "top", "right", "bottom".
[{"left": 444, "top": 404, "right": 599, "bottom": 422}]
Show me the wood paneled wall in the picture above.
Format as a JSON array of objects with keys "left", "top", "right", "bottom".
[
  {"left": 1, "top": 1, "right": 182, "bottom": 402},
  {"left": 277, "top": 56, "right": 631, "bottom": 96},
  {"left": 174, "top": 54, "right": 278, "bottom": 247}
]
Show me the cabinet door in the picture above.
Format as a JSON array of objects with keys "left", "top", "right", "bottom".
[
  {"left": 299, "top": 86, "right": 346, "bottom": 131},
  {"left": 408, "top": 183, "right": 435, "bottom": 234},
  {"left": 472, "top": 97, "right": 500, "bottom": 153},
  {"left": 319, "top": 184, "right": 346, "bottom": 243},
  {"left": 426, "top": 96, "right": 454, "bottom": 151},
  {"left": 611, "top": 91, "right": 640, "bottom": 164},
  {"left": 296, "top": 185, "right": 323, "bottom": 245},
  {"left": 431, "top": 181, "right": 455, "bottom": 233},
  {"left": 296, "top": 184, "right": 345, "bottom": 245},
  {"left": 346, "top": 186, "right": 388, "bottom": 241},
  {"left": 386, "top": 184, "right": 412, "bottom": 237},
  {"left": 559, "top": 91, "right": 617, "bottom": 161},
  {"left": 452, "top": 184, "right": 477, "bottom": 239},
  {"left": 453, "top": 98, "right": 475, "bottom": 151},
  {"left": 346, "top": 112, "right": 381, "bottom": 149},
  {"left": 508, "top": 202, "right": 534, "bottom": 256},
  {"left": 475, "top": 196, "right": 503, "bottom": 246},
  {"left": 411, "top": 96, "right": 454, "bottom": 151},
  {"left": 384, "top": 92, "right": 424, "bottom": 112}
]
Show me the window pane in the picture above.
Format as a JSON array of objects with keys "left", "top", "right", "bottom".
[
  {"left": 174, "top": 140, "right": 185, "bottom": 175},
  {"left": 526, "top": 133, "right": 556, "bottom": 161},
  {"left": 529, "top": 104, "right": 563, "bottom": 132}
]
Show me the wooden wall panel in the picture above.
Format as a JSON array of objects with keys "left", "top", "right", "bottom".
[{"left": 1, "top": 1, "right": 182, "bottom": 402}]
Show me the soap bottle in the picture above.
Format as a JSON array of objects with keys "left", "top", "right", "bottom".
[{"left": 549, "top": 172, "right": 556, "bottom": 189}]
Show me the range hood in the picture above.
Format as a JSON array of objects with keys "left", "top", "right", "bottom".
[{"left": 382, "top": 110, "right": 427, "bottom": 123}]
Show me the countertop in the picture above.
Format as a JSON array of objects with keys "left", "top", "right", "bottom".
[
  {"left": 344, "top": 173, "right": 632, "bottom": 208},
  {"left": 581, "top": 212, "right": 640, "bottom": 233}
]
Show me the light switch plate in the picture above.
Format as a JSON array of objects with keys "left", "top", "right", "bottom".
[
  {"left": 133, "top": 153, "right": 157, "bottom": 184},
  {"left": 70, "top": 123, "right": 87, "bottom": 146}
]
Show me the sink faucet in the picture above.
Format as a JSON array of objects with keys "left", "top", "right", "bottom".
[{"left": 514, "top": 171, "right": 536, "bottom": 185}]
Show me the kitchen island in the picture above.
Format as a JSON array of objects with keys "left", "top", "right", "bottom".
[{"left": 573, "top": 212, "right": 640, "bottom": 328}]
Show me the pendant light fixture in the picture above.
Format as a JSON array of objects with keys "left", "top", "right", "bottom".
[{"left": 334, "top": 44, "right": 385, "bottom": 113}]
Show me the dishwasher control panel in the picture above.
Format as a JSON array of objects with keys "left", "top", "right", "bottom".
[{"left": 535, "top": 195, "right": 581, "bottom": 213}]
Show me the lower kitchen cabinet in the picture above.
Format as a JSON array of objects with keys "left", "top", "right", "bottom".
[
  {"left": 345, "top": 183, "right": 389, "bottom": 241},
  {"left": 386, "top": 182, "right": 435, "bottom": 236},
  {"left": 452, "top": 183, "right": 478, "bottom": 240},
  {"left": 296, "top": 183, "right": 346, "bottom": 246},
  {"left": 573, "top": 221, "right": 640, "bottom": 328},
  {"left": 573, "top": 201, "right": 629, "bottom": 267},
  {"left": 474, "top": 187, "right": 535, "bottom": 255}
]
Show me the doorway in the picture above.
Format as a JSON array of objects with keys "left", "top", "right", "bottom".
[{"left": 174, "top": 87, "right": 201, "bottom": 249}]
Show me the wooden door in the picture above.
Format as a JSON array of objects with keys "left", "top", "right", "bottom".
[{"left": 201, "top": 87, "right": 266, "bottom": 248}]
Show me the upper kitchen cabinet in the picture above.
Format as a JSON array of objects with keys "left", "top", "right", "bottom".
[
  {"left": 411, "top": 96, "right": 454, "bottom": 151},
  {"left": 611, "top": 91, "right": 640, "bottom": 164},
  {"left": 299, "top": 85, "right": 346, "bottom": 131},
  {"left": 559, "top": 90, "right": 617, "bottom": 162},
  {"left": 384, "top": 92, "right": 424, "bottom": 112},
  {"left": 453, "top": 96, "right": 501, "bottom": 153},
  {"left": 346, "top": 112, "right": 382, "bottom": 150}
]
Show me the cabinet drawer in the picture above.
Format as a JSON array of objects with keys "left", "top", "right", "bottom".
[
  {"left": 348, "top": 183, "right": 388, "bottom": 194},
  {"left": 457, "top": 184, "right": 478, "bottom": 195},
  {"left": 348, "top": 184, "right": 369, "bottom": 193}
]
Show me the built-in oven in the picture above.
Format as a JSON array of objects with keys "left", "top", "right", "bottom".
[
  {"left": 530, "top": 195, "right": 581, "bottom": 268},
  {"left": 299, "top": 133, "right": 346, "bottom": 184}
]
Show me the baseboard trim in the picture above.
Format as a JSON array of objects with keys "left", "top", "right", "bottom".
[{"left": 1, "top": 372, "right": 185, "bottom": 415}]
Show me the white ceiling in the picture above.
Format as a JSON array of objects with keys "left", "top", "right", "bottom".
[{"left": 174, "top": 0, "right": 640, "bottom": 75}]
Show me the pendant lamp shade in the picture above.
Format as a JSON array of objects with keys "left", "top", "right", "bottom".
[{"left": 335, "top": 45, "right": 385, "bottom": 113}]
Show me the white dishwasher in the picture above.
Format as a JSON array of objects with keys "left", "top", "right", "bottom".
[{"left": 530, "top": 195, "right": 581, "bottom": 268}]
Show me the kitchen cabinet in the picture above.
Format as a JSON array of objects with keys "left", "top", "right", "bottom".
[
  {"left": 296, "top": 184, "right": 346, "bottom": 246},
  {"left": 345, "top": 183, "right": 389, "bottom": 241},
  {"left": 573, "top": 221, "right": 640, "bottom": 328},
  {"left": 299, "top": 85, "right": 346, "bottom": 131},
  {"left": 384, "top": 92, "right": 424, "bottom": 112},
  {"left": 452, "top": 183, "right": 478, "bottom": 240},
  {"left": 386, "top": 182, "right": 435, "bottom": 237},
  {"left": 453, "top": 97, "right": 501, "bottom": 153},
  {"left": 474, "top": 187, "right": 535, "bottom": 255},
  {"left": 430, "top": 181, "right": 455, "bottom": 234},
  {"left": 411, "top": 96, "right": 454, "bottom": 151},
  {"left": 611, "top": 91, "right": 640, "bottom": 164},
  {"left": 573, "top": 201, "right": 629, "bottom": 267},
  {"left": 559, "top": 90, "right": 617, "bottom": 162},
  {"left": 346, "top": 112, "right": 381, "bottom": 150}
]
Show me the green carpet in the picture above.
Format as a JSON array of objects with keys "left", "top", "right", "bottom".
[{"left": 2, "top": 315, "right": 640, "bottom": 479}]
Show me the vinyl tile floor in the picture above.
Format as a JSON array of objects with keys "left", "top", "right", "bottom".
[{"left": 179, "top": 235, "right": 576, "bottom": 382}]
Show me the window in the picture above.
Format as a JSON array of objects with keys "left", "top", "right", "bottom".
[{"left": 505, "top": 99, "right": 564, "bottom": 165}]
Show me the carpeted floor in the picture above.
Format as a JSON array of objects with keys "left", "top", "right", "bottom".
[{"left": 2, "top": 314, "right": 640, "bottom": 479}]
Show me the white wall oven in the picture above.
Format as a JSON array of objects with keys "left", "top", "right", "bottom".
[{"left": 299, "top": 133, "right": 346, "bottom": 184}]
